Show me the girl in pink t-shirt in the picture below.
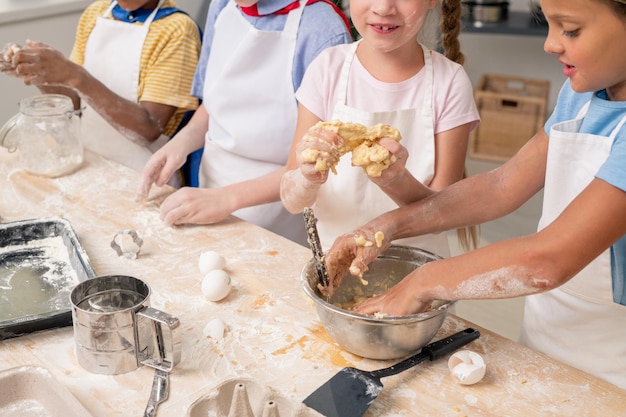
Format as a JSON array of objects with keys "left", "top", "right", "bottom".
[{"left": 281, "top": 0, "right": 479, "bottom": 255}]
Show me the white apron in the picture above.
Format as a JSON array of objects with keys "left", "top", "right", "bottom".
[
  {"left": 200, "top": 0, "right": 307, "bottom": 245},
  {"left": 315, "top": 41, "right": 450, "bottom": 257},
  {"left": 81, "top": 0, "right": 170, "bottom": 174},
  {"left": 520, "top": 102, "right": 626, "bottom": 388}
]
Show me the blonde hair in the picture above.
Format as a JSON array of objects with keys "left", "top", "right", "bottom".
[{"left": 419, "top": 0, "right": 464, "bottom": 65}]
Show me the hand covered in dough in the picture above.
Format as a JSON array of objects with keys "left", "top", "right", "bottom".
[
  {"left": 366, "top": 137, "right": 409, "bottom": 185},
  {"left": 0, "top": 43, "right": 22, "bottom": 74},
  {"left": 296, "top": 123, "right": 344, "bottom": 184},
  {"left": 351, "top": 268, "right": 435, "bottom": 316},
  {"left": 5, "top": 40, "right": 83, "bottom": 86},
  {"left": 324, "top": 226, "right": 391, "bottom": 295},
  {"left": 298, "top": 121, "right": 402, "bottom": 178}
]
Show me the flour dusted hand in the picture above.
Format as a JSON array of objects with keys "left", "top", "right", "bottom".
[
  {"left": 299, "top": 121, "right": 402, "bottom": 177},
  {"left": 0, "top": 43, "right": 21, "bottom": 73}
]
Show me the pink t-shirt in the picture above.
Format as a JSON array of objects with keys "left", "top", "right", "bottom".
[{"left": 295, "top": 42, "right": 480, "bottom": 134}]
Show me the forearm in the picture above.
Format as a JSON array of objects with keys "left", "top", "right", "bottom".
[
  {"left": 224, "top": 167, "right": 289, "bottom": 212},
  {"left": 375, "top": 170, "right": 434, "bottom": 206},
  {"left": 415, "top": 235, "right": 558, "bottom": 303},
  {"left": 384, "top": 134, "right": 548, "bottom": 241},
  {"left": 170, "top": 106, "right": 208, "bottom": 155},
  {"left": 373, "top": 170, "right": 508, "bottom": 242},
  {"left": 37, "top": 85, "right": 81, "bottom": 110},
  {"left": 280, "top": 169, "right": 321, "bottom": 213},
  {"left": 70, "top": 67, "right": 167, "bottom": 145}
]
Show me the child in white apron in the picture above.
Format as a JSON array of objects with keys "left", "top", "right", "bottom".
[
  {"left": 136, "top": 0, "right": 352, "bottom": 245},
  {"left": 322, "top": 0, "right": 626, "bottom": 389},
  {"left": 1, "top": 0, "right": 201, "bottom": 178},
  {"left": 281, "top": 0, "right": 479, "bottom": 255}
]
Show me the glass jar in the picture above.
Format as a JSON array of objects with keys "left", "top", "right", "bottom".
[{"left": 0, "top": 94, "right": 83, "bottom": 177}]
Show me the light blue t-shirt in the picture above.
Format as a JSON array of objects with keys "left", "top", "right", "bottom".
[
  {"left": 191, "top": 0, "right": 352, "bottom": 98},
  {"left": 545, "top": 80, "right": 626, "bottom": 305}
]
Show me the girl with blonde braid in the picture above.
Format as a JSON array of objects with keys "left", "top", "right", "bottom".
[{"left": 281, "top": 0, "right": 479, "bottom": 256}]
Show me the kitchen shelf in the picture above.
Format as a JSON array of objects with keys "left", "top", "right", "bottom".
[{"left": 462, "top": 11, "right": 548, "bottom": 37}]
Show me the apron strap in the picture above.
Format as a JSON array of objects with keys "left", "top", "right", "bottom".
[
  {"left": 610, "top": 113, "right": 626, "bottom": 139},
  {"left": 335, "top": 41, "right": 359, "bottom": 109},
  {"left": 573, "top": 99, "right": 626, "bottom": 139},
  {"left": 282, "top": 0, "right": 308, "bottom": 41},
  {"left": 575, "top": 100, "right": 591, "bottom": 119},
  {"left": 419, "top": 44, "right": 434, "bottom": 127}
]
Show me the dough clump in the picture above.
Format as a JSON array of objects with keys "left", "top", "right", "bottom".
[
  {"left": 1, "top": 44, "right": 21, "bottom": 68},
  {"left": 300, "top": 120, "right": 402, "bottom": 177}
]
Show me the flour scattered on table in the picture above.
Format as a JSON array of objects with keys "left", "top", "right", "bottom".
[{"left": 0, "top": 236, "right": 79, "bottom": 320}]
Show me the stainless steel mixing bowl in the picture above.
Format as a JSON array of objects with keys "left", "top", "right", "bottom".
[{"left": 301, "top": 245, "right": 454, "bottom": 360}]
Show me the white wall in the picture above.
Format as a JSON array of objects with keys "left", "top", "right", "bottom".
[
  {"left": 0, "top": 11, "right": 83, "bottom": 124},
  {"left": 460, "top": 33, "right": 565, "bottom": 113}
]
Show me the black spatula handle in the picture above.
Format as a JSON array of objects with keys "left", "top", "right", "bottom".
[{"left": 371, "top": 327, "right": 480, "bottom": 379}]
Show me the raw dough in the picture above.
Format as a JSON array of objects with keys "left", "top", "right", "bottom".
[
  {"left": 2, "top": 44, "right": 21, "bottom": 66},
  {"left": 300, "top": 120, "right": 402, "bottom": 177},
  {"left": 374, "top": 231, "right": 385, "bottom": 248}
]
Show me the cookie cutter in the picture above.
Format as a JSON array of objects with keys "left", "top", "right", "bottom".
[{"left": 111, "top": 229, "right": 143, "bottom": 260}]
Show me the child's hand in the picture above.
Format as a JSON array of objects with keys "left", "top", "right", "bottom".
[
  {"left": 136, "top": 140, "right": 187, "bottom": 201},
  {"left": 324, "top": 225, "right": 391, "bottom": 295},
  {"left": 11, "top": 40, "right": 79, "bottom": 86},
  {"left": 296, "top": 124, "right": 343, "bottom": 184},
  {"left": 0, "top": 43, "right": 22, "bottom": 75},
  {"left": 368, "top": 137, "right": 409, "bottom": 186}
]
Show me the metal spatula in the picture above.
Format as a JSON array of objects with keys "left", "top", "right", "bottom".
[
  {"left": 303, "top": 328, "right": 480, "bottom": 417},
  {"left": 303, "top": 207, "right": 330, "bottom": 292}
]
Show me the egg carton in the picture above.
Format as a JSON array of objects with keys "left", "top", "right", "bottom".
[{"left": 187, "top": 378, "right": 322, "bottom": 417}]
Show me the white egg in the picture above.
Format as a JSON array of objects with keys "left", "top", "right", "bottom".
[
  {"left": 448, "top": 350, "right": 486, "bottom": 385},
  {"left": 198, "top": 251, "right": 226, "bottom": 275},
  {"left": 203, "top": 318, "right": 226, "bottom": 339},
  {"left": 201, "top": 269, "right": 232, "bottom": 301}
]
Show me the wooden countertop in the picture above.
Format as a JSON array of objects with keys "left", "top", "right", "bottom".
[{"left": 1, "top": 149, "right": 624, "bottom": 416}]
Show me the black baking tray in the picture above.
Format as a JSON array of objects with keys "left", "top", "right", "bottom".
[{"left": 0, "top": 217, "right": 96, "bottom": 340}]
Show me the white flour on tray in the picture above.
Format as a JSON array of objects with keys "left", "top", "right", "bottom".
[{"left": 0, "top": 236, "right": 79, "bottom": 320}]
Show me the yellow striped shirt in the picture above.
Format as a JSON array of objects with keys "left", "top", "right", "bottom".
[{"left": 70, "top": 0, "right": 201, "bottom": 136}]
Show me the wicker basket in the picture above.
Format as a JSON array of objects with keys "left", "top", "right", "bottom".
[{"left": 469, "top": 74, "right": 550, "bottom": 162}]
